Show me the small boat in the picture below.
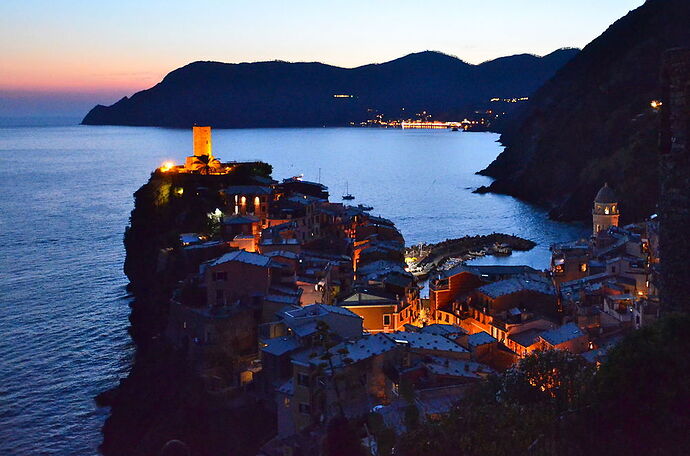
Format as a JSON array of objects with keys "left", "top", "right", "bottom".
[
  {"left": 342, "top": 181, "right": 355, "bottom": 200},
  {"left": 357, "top": 204, "right": 373, "bottom": 211}
]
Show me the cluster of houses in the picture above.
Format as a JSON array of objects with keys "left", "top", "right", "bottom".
[
  {"left": 428, "top": 183, "right": 659, "bottom": 367},
  {"left": 160, "top": 128, "right": 660, "bottom": 453}
]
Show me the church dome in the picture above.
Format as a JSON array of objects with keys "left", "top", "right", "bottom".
[{"left": 594, "top": 183, "right": 618, "bottom": 203}]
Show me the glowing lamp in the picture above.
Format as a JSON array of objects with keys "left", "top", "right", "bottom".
[
  {"left": 160, "top": 161, "right": 175, "bottom": 172},
  {"left": 650, "top": 100, "right": 662, "bottom": 110}
]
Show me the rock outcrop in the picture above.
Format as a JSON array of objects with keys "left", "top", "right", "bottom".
[{"left": 479, "top": 0, "right": 690, "bottom": 223}]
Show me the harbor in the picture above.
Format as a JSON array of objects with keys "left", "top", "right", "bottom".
[{"left": 405, "top": 233, "right": 537, "bottom": 278}]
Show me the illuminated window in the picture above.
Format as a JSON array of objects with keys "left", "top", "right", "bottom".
[
  {"left": 254, "top": 196, "right": 260, "bottom": 206},
  {"left": 604, "top": 207, "right": 610, "bottom": 215},
  {"left": 580, "top": 263, "right": 588, "bottom": 273}
]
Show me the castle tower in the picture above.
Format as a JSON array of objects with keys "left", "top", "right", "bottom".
[
  {"left": 193, "top": 126, "right": 212, "bottom": 158},
  {"left": 592, "top": 183, "right": 619, "bottom": 235},
  {"left": 185, "top": 126, "right": 222, "bottom": 172}
]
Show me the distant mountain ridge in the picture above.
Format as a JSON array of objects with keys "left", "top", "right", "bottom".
[
  {"left": 81, "top": 49, "right": 578, "bottom": 128},
  {"left": 478, "top": 0, "right": 690, "bottom": 222}
]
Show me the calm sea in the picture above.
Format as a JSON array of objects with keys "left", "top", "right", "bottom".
[{"left": 0, "top": 122, "right": 586, "bottom": 455}]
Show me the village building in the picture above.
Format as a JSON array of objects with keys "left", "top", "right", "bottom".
[
  {"left": 429, "top": 264, "right": 539, "bottom": 321},
  {"left": 338, "top": 288, "right": 416, "bottom": 333},
  {"left": 259, "top": 304, "right": 363, "bottom": 394},
  {"left": 283, "top": 333, "right": 399, "bottom": 434},
  {"left": 592, "top": 183, "right": 620, "bottom": 236},
  {"left": 537, "top": 322, "right": 588, "bottom": 353}
]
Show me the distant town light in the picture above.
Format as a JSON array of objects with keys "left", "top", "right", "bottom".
[{"left": 650, "top": 100, "right": 663, "bottom": 110}]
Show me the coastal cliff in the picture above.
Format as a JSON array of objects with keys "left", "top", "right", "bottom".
[
  {"left": 81, "top": 49, "right": 577, "bottom": 128},
  {"left": 478, "top": 0, "right": 690, "bottom": 223},
  {"left": 100, "top": 163, "right": 275, "bottom": 456}
]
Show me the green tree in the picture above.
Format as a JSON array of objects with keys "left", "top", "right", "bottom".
[
  {"left": 498, "top": 349, "right": 594, "bottom": 412},
  {"left": 585, "top": 313, "right": 690, "bottom": 455}
]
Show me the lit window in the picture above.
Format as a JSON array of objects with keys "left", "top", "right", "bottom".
[
  {"left": 241, "top": 196, "right": 246, "bottom": 205},
  {"left": 580, "top": 263, "right": 588, "bottom": 273},
  {"left": 604, "top": 207, "right": 610, "bottom": 215}
]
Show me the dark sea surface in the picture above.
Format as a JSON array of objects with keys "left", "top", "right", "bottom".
[{"left": 0, "top": 123, "right": 587, "bottom": 455}]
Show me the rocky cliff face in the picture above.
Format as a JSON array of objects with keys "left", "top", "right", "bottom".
[
  {"left": 99, "top": 163, "right": 275, "bottom": 456},
  {"left": 479, "top": 0, "right": 690, "bottom": 223},
  {"left": 82, "top": 49, "right": 577, "bottom": 128}
]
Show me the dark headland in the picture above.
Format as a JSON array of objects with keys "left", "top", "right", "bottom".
[
  {"left": 81, "top": 49, "right": 577, "bottom": 128},
  {"left": 476, "top": 0, "right": 690, "bottom": 223}
]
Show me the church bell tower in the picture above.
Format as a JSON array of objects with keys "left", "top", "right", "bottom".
[{"left": 592, "top": 182, "right": 620, "bottom": 235}]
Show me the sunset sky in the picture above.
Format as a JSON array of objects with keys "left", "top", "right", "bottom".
[{"left": 0, "top": 0, "right": 644, "bottom": 118}]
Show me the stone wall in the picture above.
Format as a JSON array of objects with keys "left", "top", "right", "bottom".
[{"left": 659, "top": 48, "right": 690, "bottom": 312}]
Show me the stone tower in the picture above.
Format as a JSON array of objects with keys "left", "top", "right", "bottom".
[
  {"left": 185, "top": 126, "right": 221, "bottom": 172},
  {"left": 193, "top": 126, "right": 212, "bottom": 158},
  {"left": 592, "top": 183, "right": 620, "bottom": 235},
  {"left": 659, "top": 48, "right": 690, "bottom": 312}
]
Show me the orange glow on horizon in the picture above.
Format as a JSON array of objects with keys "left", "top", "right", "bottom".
[{"left": 0, "top": 58, "right": 169, "bottom": 95}]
